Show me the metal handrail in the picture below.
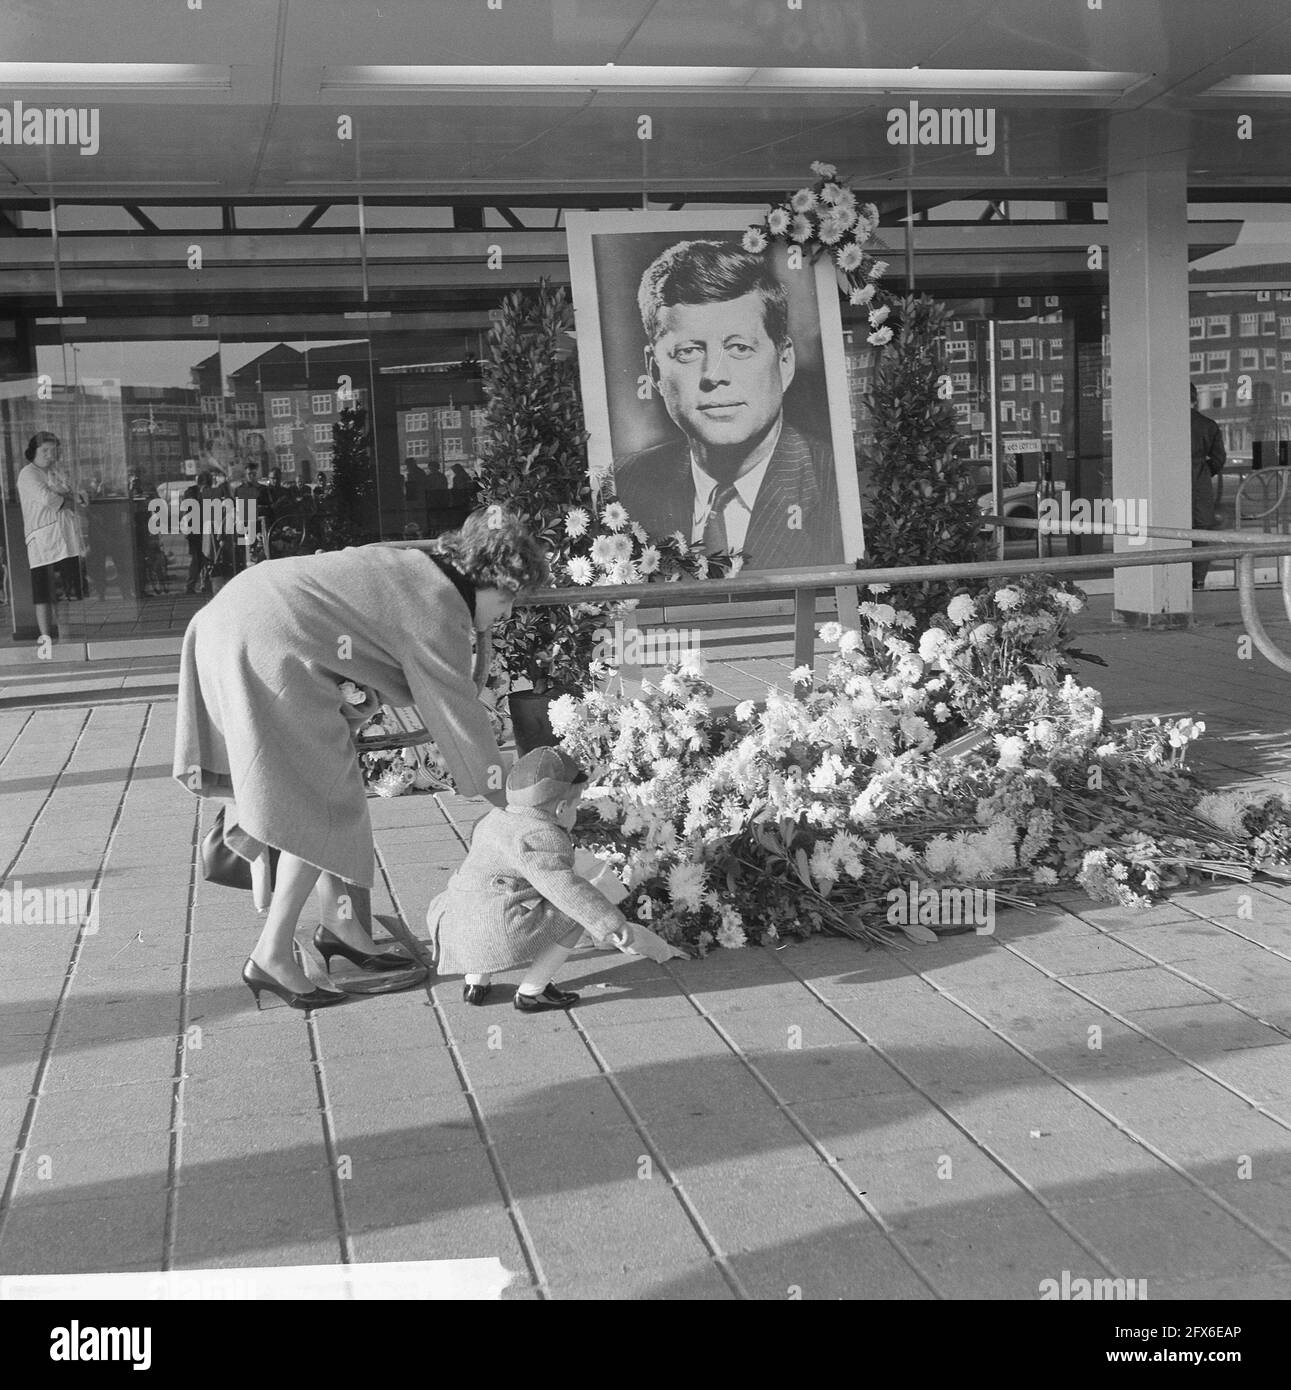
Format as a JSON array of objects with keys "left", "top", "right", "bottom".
[{"left": 390, "top": 522, "right": 1291, "bottom": 674}]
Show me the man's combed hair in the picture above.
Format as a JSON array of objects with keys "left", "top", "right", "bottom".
[
  {"left": 435, "top": 508, "right": 551, "bottom": 593},
  {"left": 637, "top": 240, "right": 789, "bottom": 349}
]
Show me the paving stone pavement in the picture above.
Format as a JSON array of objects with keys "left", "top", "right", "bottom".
[{"left": 2, "top": 607, "right": 1291, "bottom": 1299}]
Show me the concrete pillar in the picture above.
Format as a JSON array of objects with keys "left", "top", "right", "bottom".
[{"left": 1107, "top": 109, "right": 1193, "bottom": 626}]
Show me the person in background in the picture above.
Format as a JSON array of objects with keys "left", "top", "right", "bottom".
[
  {"left": 1191, "top": 383, "right": 1227, "bottom": 591},
  {"left": 16, "top": 431, "right": 83, "bottom": 641},
  {"left": 232, "top": 465, "right": 262, "bottom": 573},
  {"left": 258, "top": 467, "right": 288, "bottom": 530},
  {"left": 183, "top": 471, "right": 208, "bottom": 594}
]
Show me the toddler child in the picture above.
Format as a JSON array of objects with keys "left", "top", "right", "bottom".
[{"left": 427, "top": 745, "right": 684, "bottom": 1011}]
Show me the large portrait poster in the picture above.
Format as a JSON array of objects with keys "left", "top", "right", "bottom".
[{"left": 566, "top": 211, "right": 864, "bottom": 572}]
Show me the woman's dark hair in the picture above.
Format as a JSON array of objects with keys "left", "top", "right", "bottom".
[
  {"left": 25, "top": 431, "right": 60, "bottom": 461},
  {"left": 196, "top": 470, "right": 213, "bottom": 488},
  {"left": 434, "top": 508, "right": 550, "bottom": 593}
]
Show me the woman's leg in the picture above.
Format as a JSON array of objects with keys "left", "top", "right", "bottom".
[
  {"left": 315, "top": 874, "right": 384, "bottom": 952},
  {"left": 249, "top": 852, "right": 324, "bottom": 993}
]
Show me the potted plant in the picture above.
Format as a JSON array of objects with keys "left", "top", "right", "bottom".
[{"left": 473, "top": 279, "right": 729, "bottom": 752}]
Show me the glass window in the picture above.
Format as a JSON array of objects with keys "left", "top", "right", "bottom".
[
  {"left": 1000, "top": 374, "right": 1016, "bottom": 392},
  {"left": 1281, "top": 318, "right": 1291, "bottom": 339},
  {"left": 1050, "top": 409, "right": 1061, "bottom": 425},
  {"left": 1265, "top": 348, "right": 1279, "bottom": 370},
  {"left": 1283, "top": 352, "right": 1291, "bottom": 370},
  {"left": 1258, "top": 291, "right": 1272, "bottom": 302},
  {"left": 470, "top": 406, "right": 488, "bottom": 432},
  {"left": 235, "top": 401, "right": 257, "bottom": 421},
  {"left": 1282, "top": 392, "right": 1291, "bottom": 407},
  {"left": 272, "top": 424, "right": 293, "bottom": 446},
  {"left": 443, "top": 437, "right": 466, "bottom": 459},
  {"left": 271, "top": 397, "right": 292, "bottom": 418},
  {"left": 311, "top": 393, "right": 333, "bottom": 415},
  {"left": 312, "top": 424, "right": 331, "bottom": 444},
  {"left": 1189, "top": 317, "right": 1205, "bottom": 340},
  {"left": 437, "top": 407, "right": 462, "bottom": 430},
  {"left": 1019, "top": 406, "right": 1031, "bottom": 422},
  {"left": 1207, "top": 351, "right": 1230, "bottom": 372},
  {"left": 1240, "top": 313, "right": 1259, "bottom": 336},
  {"left": 1189, "top": 353, "right": 1204, "bottom": 374},
  {"left": 1208, "top": 315, "right": 1231, "bottom": 338},
  {"left": 201, "top": 395, "right": 221, "bottom": 416},
  {"left": 953, "top": 402, "right": 970, "bottom": 422},
  {"left": 1240, "top": 348, "right": 1260, "bottom": 370},
  {"left": 1019, "top": 339, "right": 1035, "bottom": 359},
  {"left": 406, "top": 438, "right": 430, "bottom": 459},
  {"left": 1263, "top": 312, "right": 1277, "bottom": 333},
  {"left": 405, "top": 410, "right": 429, "bottom": 432},
  {"left": 1000, "top": 401, "right": 1016, "bottom": 423},
  {"left": 1050, "top": 372, "right": 1064, "bottom": 391},
  {"left": 999, "top": 341, "right": 1014, "bottom": 361},
  {"left": 951, "top": 372, "right": 970, "bottom": 392},
  {"left": 316, "top": 450, "right": 333, "bottom": 468},
  {"left": 1021, "top": 373, "right": 1036, "bottom": 392},
  {"left": 1048, "top": 337, "right": 1064, "bottom": 358}
]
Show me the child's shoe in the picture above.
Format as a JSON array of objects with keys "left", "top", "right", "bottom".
[
  {"left": 513, "top": 982, "right": 578, "bottom": 1012},
  {"left": 462, "top": 983, "right": 493, "bottom": 1005}
]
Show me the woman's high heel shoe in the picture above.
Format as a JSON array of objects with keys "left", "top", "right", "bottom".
[
  {"left": 312, "top": 924, "right": 414, "bottom": 974},
  {"left": 242, "top": 958, "right": 348, "bottom": 1011}
]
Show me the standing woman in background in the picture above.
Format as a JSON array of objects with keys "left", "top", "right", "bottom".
[{"left": 17, "top": 431, "right": 83, "bottom": 642}]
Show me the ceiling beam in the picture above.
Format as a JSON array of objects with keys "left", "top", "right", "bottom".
[
  {"left": 493, "top": 207, "right": 526, "bottom": 231},
  {"left": 297, "top": 205, "right": 330, "bottom": 231}
]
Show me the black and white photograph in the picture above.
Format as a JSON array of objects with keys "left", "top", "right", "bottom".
[
  {"left": 0, "top": 0, "right": 1288, "bottom": 1353},
  {"left": 567, "top": 211, "right": 864, "bottom": 570}
]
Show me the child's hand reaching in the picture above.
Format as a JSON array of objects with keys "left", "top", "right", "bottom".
[{"left": 611, "top": 921, "right": 690, "bottom": 963}]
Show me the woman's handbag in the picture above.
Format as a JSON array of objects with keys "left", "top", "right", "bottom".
[{"left": 200, "top": 807, "right": 278, "bottom": 890}]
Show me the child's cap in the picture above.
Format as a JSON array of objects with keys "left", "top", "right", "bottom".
[{"left": 506, "top": 746, "right": 588, "bottom": 807}]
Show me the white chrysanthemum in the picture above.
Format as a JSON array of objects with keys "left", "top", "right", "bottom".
[
  {"left": 850, "top": 283, "right": 876, "bottom": 306},
  {"left": 995, "top": 735, "right": 1027, "bottom": 771},
  {"left": 636, "top": 544, "right": 661, "bottom": 576},
  {"left": 790, "top": 665, "right": 814, "bottom": 686},
  {"left": 589, "top": 535, "right": 618, "bottom": 568},
  {"left": 994, "top": 586, "right": 1022, "bottom": 611},
  {"left": 818, "top": 621, "right": 843, "bottom": 644},
  {"left": 969, "top": 621, "right": 998, "bottom": 647},
  {"left": 790, "top": 187, "right": 818, "bottom": 213},
  {"left": 565, "top": 555, "right": 594, "bottom": 585},
  {"left": 868, "top": 326, "right": 894, "bottom": 347},
  {"left": 918, "top": 628, "right": 949, "bottom": 662},
  {"left": 790, "top": 212, "right": 815, "bottom": 243},
  {"left": 1032, "top": 866, "right": 1059, "bottom": 885},
  {"left": 874, "top": 832, "right": 900, "bottom": 856},
  {"left": 564, "top": 506, "right": 590, "bottom": 539},
  {"left": 548, "top": 693, "right": 582, "bottom": 734},
  {"left": 923, "top": 836, "right": 957, "bottom": 874},
  {"left": 811, "top": 159, "right": 839, "bottom": 179},
  {"left": 868, "top": 304, "right": 891, "bottom": 327},
  {"left": 947, "top": 594, "right": 977, "bottom": 626},
  {"left": 836, "top": 242, "right": 865, "bottom": 273},
  {"left": 838, "top": 630, "right": 863, "bottom": 654},
  {"left": 742, "top": 227, "right": 769, "bottom": 254},
  {"left": 1194, "top": 791, "right": 1249, "bottom": 835},
  {"left": 1052, "top": 590, "right": 1084, "bottom": 613},
  {"left": 600, "top": 500, "right": 629, "bottom": 532},
  {"left": 678, "top": 647, "right": 706, "bottom": 678},
  {"left": 717, "top": 919, "right": 747, "bottom": 950},
  {"left": 692, "top": 554, "right": 710, "bottom": 579},
  {"left": 932, "top": 702, "right": 952, "bottom": 722},
  {"left": 869, "top": 259, "right": 889, "bottom": 280},
  {"left": 767, "top": 206, "right": 791, "bottom": 237}
]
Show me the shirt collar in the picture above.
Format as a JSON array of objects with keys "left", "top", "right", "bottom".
[{"left": 690, "top": 414, "right": 782, "bottom": 517}]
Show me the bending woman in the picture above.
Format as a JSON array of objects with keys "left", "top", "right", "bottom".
[{"left": 173, "top": 509, "right": 548, "bottom": 1009}]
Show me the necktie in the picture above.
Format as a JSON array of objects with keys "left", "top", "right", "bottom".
[{"left": 702, "top": 481, "right": 738, "bottom": 555}]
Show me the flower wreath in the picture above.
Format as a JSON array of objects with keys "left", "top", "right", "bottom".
[{"left": 742, "top": 161, "right": 893, "bottom": 346}]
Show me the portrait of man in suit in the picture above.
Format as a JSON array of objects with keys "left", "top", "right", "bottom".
[{"left": 612, "top": 239, "right": 843, "bottom": 570}]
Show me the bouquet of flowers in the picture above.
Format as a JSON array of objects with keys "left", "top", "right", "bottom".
[
  {"left": 743, "top": 161, "right": 892, "bottom": 344},
  {"left": 546, "top": 583, "right": 1291, "bottom": 954}
]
